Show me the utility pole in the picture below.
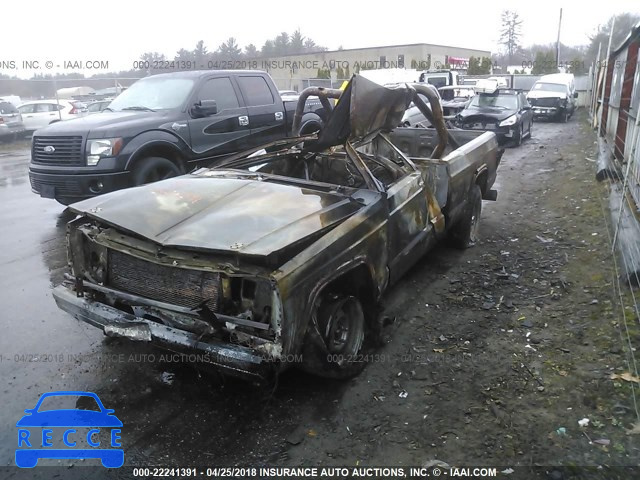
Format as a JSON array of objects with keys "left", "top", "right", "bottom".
[{"left": 556, "top": 8, "right": 563, "bottom": 69}]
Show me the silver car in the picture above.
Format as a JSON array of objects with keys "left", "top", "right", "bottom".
[
  {"left": 0, "top": 101, "right": 26, "bottom": 141},
  {"left": 85, "top": 99, "right": 113, "bottom": 114}
]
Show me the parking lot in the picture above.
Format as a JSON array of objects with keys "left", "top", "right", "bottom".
[{"left": 1, "top": 113, "right": 638, "bottom": 478}]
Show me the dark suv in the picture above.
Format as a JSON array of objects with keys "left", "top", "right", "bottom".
[
  {"left": 28, "top": 70, "right": 325, "bottom": 205},
  {"left": 456, "top": 89, "right": 533, "bottom": 146}
]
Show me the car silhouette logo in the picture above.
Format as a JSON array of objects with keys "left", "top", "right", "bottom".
[
  {"left": 15, "top": 391, "right": 123, "bottom": 468},
  {"left": 43, "top": 146, "right": 55, "bottom": 153}
]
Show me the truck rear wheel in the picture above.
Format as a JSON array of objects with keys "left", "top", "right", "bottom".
[
  {"left": 133, "top": 157, "right": 181, "bottom": 186},
  {"left": 449, "top": 184, "right": 482, "bottom": 249},
  {"left": 301, "top": 293, "right": 368, "bottom": 379}
]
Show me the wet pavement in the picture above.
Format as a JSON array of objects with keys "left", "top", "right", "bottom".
[{"left": 0, "top": 144, "right": 363, "bottom": 477}]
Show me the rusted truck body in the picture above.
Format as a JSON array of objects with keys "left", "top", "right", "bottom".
[{"left": 52, "top": 75, "right": 502, "bottom": 381}]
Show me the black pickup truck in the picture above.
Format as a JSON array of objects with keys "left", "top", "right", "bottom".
[{"left": 28, "top": 70, "right": 326, "bottom": 205}]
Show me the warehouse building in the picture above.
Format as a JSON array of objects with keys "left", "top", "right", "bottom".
[{"left": 256, "top": 43, "right": 491, "bottom": 90}]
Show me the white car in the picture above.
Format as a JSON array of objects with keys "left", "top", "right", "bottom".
[
  {"left": 85, "top": 99, "right": 113, "bottom": 114},
  {"left": 17, "top": 100, "right": 87, "bottom": 132}
]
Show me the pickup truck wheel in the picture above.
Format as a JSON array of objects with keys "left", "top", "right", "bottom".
[
  {"left": 449, "top": 185, "right": 482, "bottom": 249},
  {"left": 133, "top": 157, "right": 181, "bottom": 186},
  {"left": 302, "top": 294, "right": 367, "bottom": 379}
]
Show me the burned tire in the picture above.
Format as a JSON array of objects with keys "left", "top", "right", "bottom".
[
  {"left": 301, "top": 294, "right": 368, "bottom": 379},
  {"left": 132, "top": 157, "right": 181, "bottom": 186},
  {"left": 449, "top": 184, "right": 482, "bottom": 249}
]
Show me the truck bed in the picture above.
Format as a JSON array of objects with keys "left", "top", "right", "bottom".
[{"left": 388, "top": 127, "right": 501, "bottom": 220}]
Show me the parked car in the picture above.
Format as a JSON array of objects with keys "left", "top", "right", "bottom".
[
  {"left": 52, "top": 75, "right": 502, "bottom": 382},
  {"left": 402, "top": 86, "right": 475, "bottom": 126},
  {"left": 456, "top": 81, "right": 533, "bottom": 146},
  {"left": 17, "top": 100, "right": 87, "bottom": 133},
  {"left": 85, "top": 99, "right": 113, "bottom": 114},
  {"left": 0, "top": 95, "right": 22, "bottom": 107},
  {"left": 28, "top": 70, "right": 327, "bottom": 205},
  {"left": 527, "top": 73, "right": 577, "bottom": 122},
  {"left": 401, "top": 93, "right": 439, "bottom": 127},
  {"left": 439, "top": 86, "right": 475, "bottom": 117},
  {"left": 0, "top": 101, "right": 25, "bottom": 141}
]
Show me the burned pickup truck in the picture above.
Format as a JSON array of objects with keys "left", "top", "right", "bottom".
[{"left": 53, "top": 75, "right": 502, "bottom": 381}]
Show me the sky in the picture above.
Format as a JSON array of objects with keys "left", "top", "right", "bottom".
[{"left": 1, "top": 0, "right": 639, "bottom": 78}]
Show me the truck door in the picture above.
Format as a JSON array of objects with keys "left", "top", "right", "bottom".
[
  {"left": 362, "top": 151, "right": 430, "bottom": 284},
  {"left": 386, "top": 171, "right": 431, "bottom": 283},
  {"left": 187, "top": 76, "right": 250, "bottom": 158},
  {"left": 236, "top": 75, "right": 286, "bottom": 144}
]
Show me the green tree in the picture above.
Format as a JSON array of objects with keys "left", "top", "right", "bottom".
[
  {"left": 303, "top": 38, "right": 317, "bottom": 52},
  {"left": 467, "top": 56, "right": 480, "bottom": 74},
  {"left": 316, "top": 68, "right": 331, "bottom": 79},
  {"left": 174, "top": 48, "right": 195, "bottom": 64},
  {"left": 274, "top": 32, "right": 290, "bottom": 55},
  {"left": 479, "top": 57, "right": 492, "bottom": 74},
  {"left": 587, "top": 13, "right": 640, "bottom": 65},
  {"left": 499, "top": 10, "right": 523, "bottom": 64},
  {"left": 290, "top": 29, "right": 305, "bottom": 53},
  {"left": 261, "top": 40, "right": 275, "bottom": 57},
  {"left": 568, "top": 56, "right": 586, "bottom": 75},
  {"left": 244, "top": 44, "right": 258, "bottom": 58},
  {"left": 139, "top": 52, "right": 167, "bottom": 63},
  {"left": 194, "top": 40, "right": 209, "bottom": 64},
  {"left": 544, "top": 50, "right": 559, "bottom": 73},
  {"left": 532, "top": 50, "right": 559, "bottom": 74},
  {"left": 217, "top": 37, "right": 242, "bottom": 59},
  {"left": 531, "top": 51, "right": 545, "bottom": 75}
]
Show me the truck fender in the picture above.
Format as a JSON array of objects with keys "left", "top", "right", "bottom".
[
  {"left": 122, "top": 131, "right": 191, "bottom": 172},
  {"left": 474, "top": 165, "right": 488, "bottom": 192},
  {"left": 304, "top": 259, "right": 380, "bottom": 342},
  {"left": 473, "top": 166, "right": 497, "bottom": 201}
]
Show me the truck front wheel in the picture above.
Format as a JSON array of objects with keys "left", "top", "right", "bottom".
[
  {"left": 449, "top": 184, "right": 482, "bottom": 249},
  {"left": 301, "top": 293, "right": 368, "bottom": 379},
  {"left": 132, "top": 157, "right": 181, "bottom": 186}
]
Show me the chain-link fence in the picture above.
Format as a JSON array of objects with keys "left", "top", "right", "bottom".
[{"left": 591, "top": 23, "right": 640, "bottom": 425}]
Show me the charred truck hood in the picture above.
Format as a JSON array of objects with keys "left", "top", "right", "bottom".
[{"left": 69, "top": 174, "right": 364, "bottom": 265}]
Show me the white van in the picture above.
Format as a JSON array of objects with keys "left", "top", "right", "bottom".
[
  {"left": 418, "top": 70, "right": 462, "bottom": 88},
  {"left": 0, "top": 95, "right": 22, "bottom": 107},
  {"left": 527, "top": 73, "right": 577, "bottom": 122}
]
